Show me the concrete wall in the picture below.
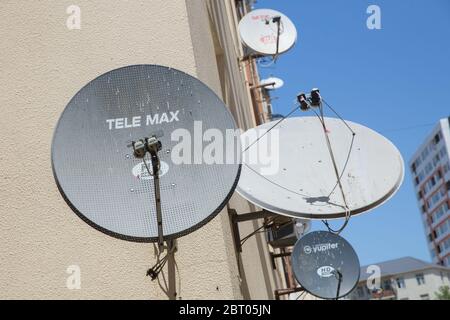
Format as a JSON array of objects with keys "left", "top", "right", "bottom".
[{"left": 0, "top": 0, "right": 255, "bottom": 299}]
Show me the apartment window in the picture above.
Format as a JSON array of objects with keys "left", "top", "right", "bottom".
[
  {"left": 416, "top": 273, "right": 425, "bottom": 285},
  {"left": 440, "top": 146, "right": 447, "bottom": 159},
  {"left": 442, "top": 238, "right": 450, "bottom": 251},
  {"left": 434, "top": 133, "right": 441, "bottom": 145},
  {"left": 425, "top": 162, "right": 433, "bottom": 176},
  {"left": 431, "top": 202, "right": 448, "bottom": 223},
  {"left": 383, "top": 280, "right": 392, "bottom": 291},
  {"left": 444, "top": 162, "right": 450, "bottom": 174},
  {"left": 420, "top": 294, "right": 430, "bottom": 300},
  {"left": 396, "top": 277, "right": 406, "bottom": 289},
  {"left": 433, "top": 154, "right": 441, "bottom": 167}
]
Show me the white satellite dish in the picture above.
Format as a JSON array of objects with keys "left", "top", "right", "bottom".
[
  {"left": 236, "top": 117, "right": 404, "bottom": 219},
  {"left": 294, "top": 219, "right": 311, "bottom": 239},
  {"left": 260, "top": 77, "right": 284, "bottom": 90},
  {"left": 239, "top": 9, "right": 297, "bottom": 56}
]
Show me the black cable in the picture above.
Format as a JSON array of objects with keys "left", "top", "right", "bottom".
[
  {"left": 239, "top": 216, "right": 283, "bottom": 247},
  {"left": 335, "top": 270, "right": 343, "bottom": 300},
  {"left": 243, "top": 104, "right": 300, "bottom": 153},
  {"left": 322, "top": 99, "right": 355, "bottom": 135},
  {"left": 273, "top": 16, "right": 282, "bottom": 63}
]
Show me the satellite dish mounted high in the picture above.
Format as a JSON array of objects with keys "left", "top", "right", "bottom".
[
  {"left": 52, "top": 65, "right": 241, "bottom": 245},
  {"left": 236, "top": 88, "right": 404, "bottom": 221},
  {"left": 291, "top": 231, "right": 360, "bottom": 299},
  {"left": 259, "top": 77, "right": 284, "bottom": 90},
  {"left": 239, "top": 9, "right": 297, "bottom": 60}
]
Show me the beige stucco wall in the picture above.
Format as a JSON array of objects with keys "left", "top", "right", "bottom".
[{"left": 0, "top": 0, "right": 246, "bottom": 300}]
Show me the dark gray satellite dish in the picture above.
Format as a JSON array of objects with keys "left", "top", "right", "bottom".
[
  {"left": 52, "top": 65, "right": 241, "bottom": 243},
  {"left": 291, "top": 231, "right": 360, "bottom": 299}
]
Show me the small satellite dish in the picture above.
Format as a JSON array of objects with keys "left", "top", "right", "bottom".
[
  {"left": 260, "top": 77, "right": 284, "bottom": 90},
  {"left": 236, "top": 117, "right": 404, "bottom": 219},
  {"left": 52, "top": 65, "right": 241, "bottom": 242},
  {"left": 239, "top": 9, "right": 297, "bottom": 56},
  {"left": 294, "top": 219, "right": 311, "bottom": 239},
  {"left": 291, "top": 231, "right": 360, "bottom": 299}
]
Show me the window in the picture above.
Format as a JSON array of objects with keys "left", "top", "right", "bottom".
[
  {"left": 427, "top": 186, "right": 448, "bottom": 209},
  {"left": 396, "top": 277, "right": 406, "bottom": 289},
  {"left": 434, "top": 133, "right": 441, "bottom": 145},
  {"left": 416, "top": 273, "right": 425, "bottom": 285},
  {"left": 435, "top": 218, "right": 450, "bottom": 239},
  {"left": 440, "top": 146, "right": 447, "bottom": 159},
  {"left": 420, "top": 294, "right": 430, "bottom": 300},
  {"left": 442, "top": 238, "right": 450, "bottom": 252},
  {"left": 431, "top": 202, "right": 448, "bottom": 224},
  {"left": 444, "top": 162, "right": 450, "bottom": 174},
  {"left": 434, "top": 153, "right": 441, "bottom": 165},
  {"left": 425, "top": 162, "right": 434, "bottom": 176},
  {"left": 383, "top": 280, "right": 392, "bottom": 291}
]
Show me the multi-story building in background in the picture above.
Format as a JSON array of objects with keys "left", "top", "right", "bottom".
[
  {"left": 410, "top": 118, "right": 450, "bottom": 266},
  {"left": 349, "top": 257, "right": 450, "bottom": 300}
]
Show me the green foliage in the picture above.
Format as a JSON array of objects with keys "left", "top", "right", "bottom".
[{"left": 435, "top": 286, "right": 450, "bottom": 300}]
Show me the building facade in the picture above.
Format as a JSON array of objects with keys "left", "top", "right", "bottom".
[
  {"left": 409, "top": 118, "right": 450, "bottom": 266},
  {"left": 0, "top": 0, "right": 293, "bottom": 299},
  {"left": 349, "top": 257, "right": 450, "bottom": 300}
]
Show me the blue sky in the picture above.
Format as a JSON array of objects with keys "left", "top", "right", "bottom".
[{"left": 255, "top": 0, "right": 450, "bottom": 266}]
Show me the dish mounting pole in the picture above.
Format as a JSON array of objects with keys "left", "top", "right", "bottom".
[
  {"left": 147, "top": 137, "right": 164, "bottom": 249},
  {"left": 132, "top": 135, "right": 165, "bottom": 248},
  {"left": 132, "top": 136, "right": 178, "bottom": 300}
]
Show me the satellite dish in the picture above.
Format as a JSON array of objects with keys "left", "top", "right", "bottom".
[
  {"left": 291, "top": 231, "right": 360, "bottom": 299},
  {"left": 236, "top": 117, "right": 404, "bottom": 219},
  {"left": 52, "top": 65, "right": 241, "bottom": 242},
  {"left": 238, "top": 9, "right": 297, "bottom": 56},
  {"left": 294, "top": 219, "right": 311, "bottom": 239},
  {"left": 260, "top": 77, "right": 284, "bottom": 90}
]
